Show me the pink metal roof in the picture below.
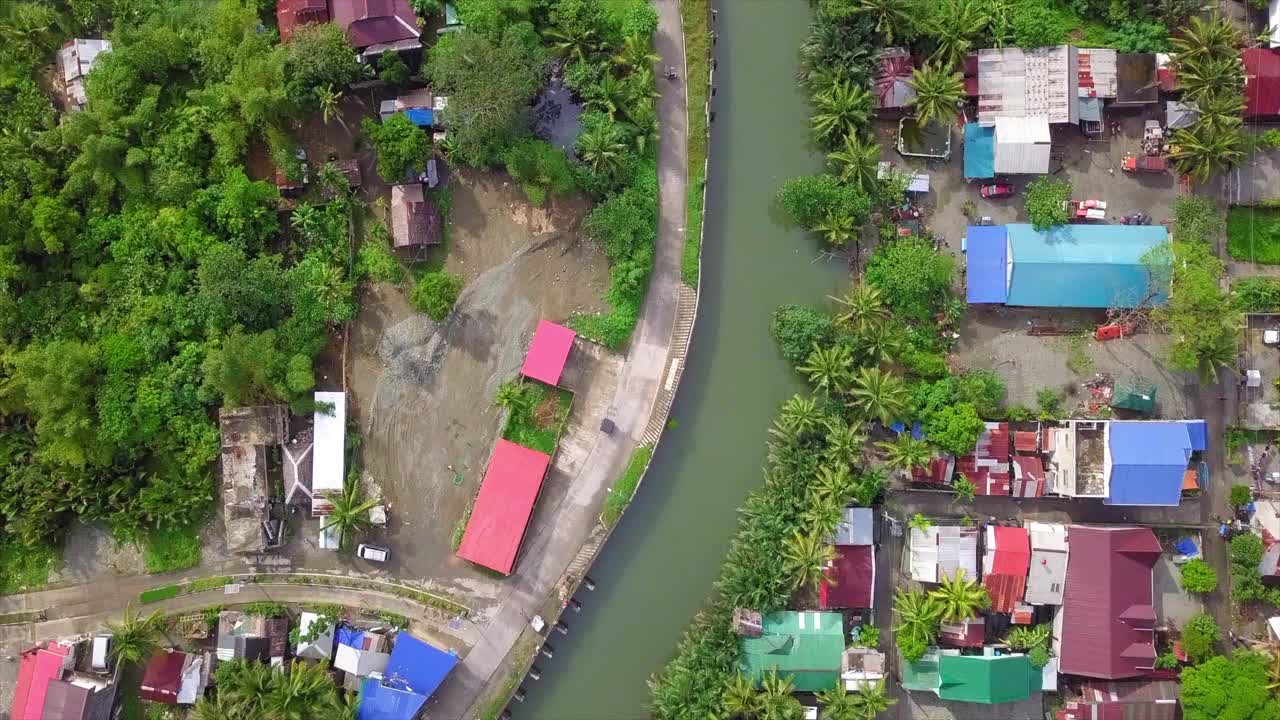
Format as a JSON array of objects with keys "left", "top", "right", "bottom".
[
  {"left": 520, "top": 320, "right": 576, "bottom": 386},
  {"left": 1059, "top": 527, "right": 1161, "bottom": 679},
  {"left": 938, "top": 617, "right": 985, "bottom": 648},
  {"left": 11, "top": 643, "right": 73, "bottom": 720},
  {"left": 456, "top": 439, "right": 552, "bottom": 574},
  {"left": 820, "top": 545, "right": 875, "bottom": 609}
]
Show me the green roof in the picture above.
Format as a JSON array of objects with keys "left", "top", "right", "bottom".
[
  {"left": 937, "top": 654, "right": 1039, "bottom": 704},
  {"left": 739, "top": 611, "right": 844, "bottom": 692},
  {"left": 901, "top": 652, "right": 941, "bottom": 692},
  {"left": 1112, "top": 381, "right": 1157, "bottom": 413}
]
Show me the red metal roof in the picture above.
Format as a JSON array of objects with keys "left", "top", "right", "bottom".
[
  {"left": 1246, "top": 49, "right": 1280, "bottom": 116},
  {"left": 275, "top": 0, "right": 328, "bottom": 42},
  {"left": 912, "top": 456, "right": 953, "bottom": 485},
  {"left": 1011, "top": 455, "right": 1046, "bottom": 498},
  {"left": 1014, "top": 431, "right": 1038, "bottom": 453},
  {"left": 957, "top": 423, "right": 1012, "bottom": 496},
  {"left": 820, "top": 545, "right": 874, "bottom": 609},
  {"left": 140, "top": 651, "right": 187, "bottom": 704},
  {"left": 11, "top": 643, "right": 72, "bottom": 720},
  {"left": 521, "top": 320, "right": 576, "bottom": 386},
  {"left": 330, "top": 0, "right": 421, "bottom": 49},
  {"left": 456, "top": 439, "right": 552, "bottom": 574},
  {"left": 985, "top": 527, "right": 1030, "bottom": 613},
  {"left": 1059, "top": 527, "right": 1161, "bottom": 679},
  {"left": 937, "top": 617, "right": 985, "bottom": 648}
]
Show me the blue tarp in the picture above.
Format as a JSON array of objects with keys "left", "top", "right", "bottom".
[
  {"left": 384, "top": 633, "right": 457, "bottom": 698},
  {"left": 1005, "top": 224, "right": 1169, "bottom": 308},
  {"left": 966, "top": 225, "right": 1009, "bottom": 304},
  {"left": 357, "top": 679, "right": 427, "bottom": 720},
  {"left": 1174, "top": 538, "right": 1200, "bottom": 557},
  {"left": 1182, "top": 420, "right": 1208, "bottom": 451},
  {"left": 403, "top": 108, "right": 433, "bottom": 127},
  {"left": 336, "top": 626, "right": 364, "bottom": 649},
  {"left": 964, "top": 123, "right": 995, "bottom": 180},
  {"left": 1105, "top": 422, "right": 1193, "bottom": 506}
]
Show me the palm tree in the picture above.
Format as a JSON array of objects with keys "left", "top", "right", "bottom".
[
  {"left": 877, "top": 435, "right": 931, "bottom": 475},
  {"left": 811, "top": 80, "right": 873, "bottom": 146},
  {"left": 1171, "top": 14, "right": 1242, "bottom": 66},
  {"left": 1005, "top": 624, "right": 1051, "bottom": 650},
  {"left": 623, "top": 101, "right": 659, "bottom": 154},
  {"left": 814, "top": 209, "right": 857, "bottom": 247},
  {"left": 925, "top": 0, "right": 988, "bottom": 69},
  {"left": 757, "top": 669, "right": 803, "bottom": 720},
  {"left": 1169, "top": 123, "right": 1244, "bottom": 181},
  {"left": 812, "top": 464, "right": 855, "bottom": 503},
  {"left": 290, "top": 204, "right": 322, "bottom": 241},
  {"left": 584, "top": 74, "right": 630, "bottom": 117},
  {"left": 848, "top": 367, "right": 908, "bottom": 425},
  {"left": 826, "top": 133, "right": 881, "bottom": 192},
  {"left": 852, "top": 322, "right": 904, "bottom": 367},
  {"left": 493, "top": 380, "right": 530, "bottom": 411},
  {"left": 576, "top": 123, "right": 626, "bottom": 178},
  {"left": 321, "top": 477, "right": 380, "bottom": 550},
  {"left": 780, "top": 395, "right": 823, "bottom": 435},
  {"left": 855, "top": 678, "right": 897, "bottom": 719},
  {"left": 783, "top": 530, "right": 836, "bottom": 593},
  {"left": 892, "top": 588, "right": 943, "bottom": 647},
  {"left": 768, "top": 417, "right": 804, "bottom": 446},
  {"left": 544, "top": 25, "right": 600, "bottom": 63},
  {"left": 929, "top": 570, "right": 990, "bottom": 621},
  {"left": 1177, "top": 55, "right": 1243, "bottom": 103},
  {"left": 855, "top": 0, "right": 915, "bottom": 44},
  {"left": 265, "top": 660, "right": 340, "bottom": 720},
  {"left": 1194, "top": 92, "right": 1246, "bottom": 132},
  {"left": 798, "top": 344, "right": 854, "bottom": 396},
  {"left": 952, "top": 474, "right": 976, "bottom": 503},
  {"left": 816, "top": 679, "right": 864, "bottom": 720},
  {"left": 803, "top": 494, "right": 846, "bottom": 537},
  {"left": 216, "top": 659, "right": 274, "bottom": 716},
  {"left": 723, "top": 672, "right": 761, "bottom": 719},
  {"left": 315, "top": 86, "right": 349, "bottom": 135},
  {"left": 851, "top": 467, "right": 887, "bottom": 507},
  {"left": 107, "top": 606, "right": 165, "bottom": 665},
  {"left": 824, "top": 419, "right": 867, "bottom": 467},
  {"left": 830, "top": 284, "right": 888, "bottom": 333},
  {"left": 613, "top": 34, "right": 659, "bottom": 72},
  {"left": 907, "top": 512, "right": 932, "bottom": 534},
  {"left": 190, "top": 696, "right": 237, "bottom": 720},
  {"left": 908, "top": 63, "right": 965, "bottom": 129}
]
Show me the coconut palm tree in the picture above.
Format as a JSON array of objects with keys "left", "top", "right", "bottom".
[
  {"left": 723, "top": 672, "right": 761, "bottom": 719},
  {"left": 1194, "top": 92, "right": 1246, "bottom": 132},
  {"left": 824, "top": 418, "right": 867, "bottom": 467},
  {"left": 768, "top": 417, "right": 804, "bottom": 446},
  {"left": 811, "top": 80, "right": 873, "bottom": 146},
  {"left": 217, "top": 659, "right": 274, "bottom": 716},
  {"left": 830, "top": 284, "right": 888, "bottom": 333},
  {"left": 623, "top": 101, "right": 659, "bottom": 154},
  {"left": 1177, "top": 55, "right": 1244, "bottom": 104},
  {"left": 614, "top": 33, "right": 659, "bottom": 72},
  {"left": 814, "top": 209, "right": 857, "bottom": 247},
  {"left": 585, "top": 73, "right": 630, "bottom": 117},
  {"left": 107, "top": 606, "right": 165, "bottom": 665},
  {"left": 855, "top": 678, "right": 897, "bottom": 719},
  {"left": 1171, "top": 14, "right": 1242, "bottom": 66},
  {"left": 1005, "top": 624, "right": 1051, "bottom": 650},
  {"left": 826, "top": 133, "right": 881, "bottom": 192},
  {"left": 779, "top": 395, "right": 823, "bottom": 435},
  {"left": 812, "top": 464, "right": 855, "bottom": 502},
  {"left": 290, "top": 203, "right": 322, "bottom": 241},
  {"left": 851, "top": 467, "right": 887, "bottom": 507},
  {"left": 848, "top": 366, "right": 908, "bottom": 425},
  {"left": 925, "top": 0, "right": 988, "bottom": 69},
  {"left": 798, "top": 344, "right": 854, "bottom": 396},
  {"left": 315, "top": 85, "right": 350, "bottom": 135},
  {"left": 800, "top": 65, "right": 850, "bottom": 97},
  {"left": 877, "top": 435, "right": 931, "bottom": 475},
  {"left": 321, "top": 477, "right": 380, "bottom": 550},
  {"left": 952, "top": 474, "right": 976, "bottom": 503},
  {"left": 855, "top": 0, "right": 915, "bottom": 44},
  {"left": 757, "top": 669, "right": 803, "bottom": 720},
  {"left": 892, "top": 588, "right": 943, "bottom": 647},
  {"left": 803, "top": 494, "right": 846, "bottom": 537},
  {"left": 265, "top": 660, "right": 340, "bottom": 720},
  {"left": 190, "top": 696, "right": 237, "bottom": 720},
  {"left": 908, "top": 62, "right": 965, "bottom": 129},
  {"left": 783, "top": 530, "right": 836, "bottom": 593},
  {"left": 1169, "top": 123, "right": 1244, "bottom": 182},
  {"left": 852, "top": 322, "right": 904, "bottom": 367},
  {"left": 544, "top": 25, "right": 600, "bottom": 63},
  {"left": 576, "top": 123, "right": 627, "bottom": 178},
  {"left": 929, "top": 569, "right": 990, "bottom": 621},
  {"left": 816, "top": 679, "right": 864, "bottom": 720}
]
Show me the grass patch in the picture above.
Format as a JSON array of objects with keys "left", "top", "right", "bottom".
[
  {"left": 139, "top": 584, "right": 181, "bottom": 604},
  {"left": 451, "top": 498, "right": 474, "bottom": 551},
  {"left": 681, "top": 0, "right": 710, "bottom": 287},
  {"left": 0, "top": 538, "right": 59, "bottom": 595},
  {"left": 1060, "top": 333, "right": 1095, "bottom": 375},
  {"left": 501, "top": 381, "right": 573, "bottom": 455},
  {"left": 1227, "top": 207, "right": 1280, "bottom": 264},
  {"left": 602, "top": 445, "right": 654, "bottom": 528},
  {"left": 143, "top": 525, "right": 202, "bottom": 574},
  {"left": 187, "top": 575, "right": 232, "bottom": 593},
  {"left": 477, "top": 634, "right": 539, "bottom": 720}
]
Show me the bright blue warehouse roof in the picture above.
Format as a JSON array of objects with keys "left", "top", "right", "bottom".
[
  {"left": 1106, "top": 421, "right": 1193, "bottom": 506},
  {"left": 357, "top": 633, "right": 457, "bottom": 720},
  {"left": 966, "top": 225, "right": 1008, "bottom": 303},
  {"left": 1005, "top": 224, "right": 1169, "bottom": 308},
  {"left": 1182, "top": 420, "right": 1208, "bottom": 451},
  {"left": 964, "top": 124, "right": 995, "bottom": 180}
]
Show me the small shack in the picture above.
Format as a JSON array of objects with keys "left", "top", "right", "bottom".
[
  {"left": 357, "top": 634, "right": 458, "bottom": 720},
  {"left": 874, "top": 48, "right": 915, "bottom": 112},
  {"left": 58, "top": 39, "right": 112, "bottom": 110},
  {"left": 390, "top": 183, "right": 441, "bottom": 253},
  {"left": 520, "top": 320, "right": 576, "bottom": 387}
]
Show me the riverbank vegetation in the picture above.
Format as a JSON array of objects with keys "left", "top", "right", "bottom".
[
  {"left": 681, "top": 0, "right": 711, "bottom": 286},
  {"left": 602, "top": 444, "right": 654, "bottom": 528}
]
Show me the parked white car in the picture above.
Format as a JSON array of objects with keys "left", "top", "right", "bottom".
[{"left": 357, "top": 544, "right": 390, "bottom": 563}]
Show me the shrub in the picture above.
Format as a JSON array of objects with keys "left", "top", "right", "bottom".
[
  {"left": 1180, "top": 558, "right": 1218, "bottom": 594},
  {"left": 1024, "top": 178, "right": 1071, "bottom": 230},
  {"left": 770, "top": 305, "right": 835, "bottom": 365},
  {"left": 377, "top": 51, "right": 411, "bottom": 88},
  {"left": 1231, "top": 484, "right": 1253, "bottom": 508},
  {"left": 1027, "top": 645, "right": 1050, "bottom": 668},
  {"left": 864, "top": 237, "right": 954, "bottom": 320},
  {"left": 411, "top": 271, "right": 464, "bottom": 320},
  {"left": 1231, "top": 277, "right": 1280, "bottom": 312},
  {"left": 855, "top": 625, "right": 880, "bottom": 648},
  {"left": 1182, "top": 613, "right": 1218, "bottom": 663},
  {"left": 503, "top": 139, "right": 576, "bottom": 205},
  {"left": 897, "top": 632, "right": 928, "bottom": 663},
  {"left": 602, "top": 445, "right": 653, "bottom": 527},
  {"left": 143, "top": 525, "right": 202, "bottom": 574},
  {"left": 362, "top": 114, "right": 431, "bottom": 183},
  {"left": 356, "top": 226, "right": 406, "bottom": 284},
  {"left": 1154, "top": 652, "right": 1180, "bottom": 669},
  {"left": 922, "top": 402, "right": 985, "bottom": 455},
  {"left": 1036, "top": 389, "right": 1062, "bottom": 421},
  {"left": 139, "top": 585, "right": 181, "bottom": 604},
  {"left": 242, "top": 602, "right": 288, "bottom": 618},
  {"left": 775, "top": 174, "right": 871, "bottom": 230}
]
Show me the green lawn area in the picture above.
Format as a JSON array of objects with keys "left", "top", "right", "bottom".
[
  {"left": 0, "top": 538, "right": 59, "bottom": 595},
  {"left": 1227, "top": 207, "right": 1280, "bottom": 264},
  {"left": 143, "top": 524, "right": 202, "bottom": 574},
  {"left": 601, "top": 445, "right": 654, "bottom": 528},
  {"left": 681, "top": 0, "right": 710, "bottom": 287},
  {"left": 501, "top": 381, "right": 573, "bottom": 455}
]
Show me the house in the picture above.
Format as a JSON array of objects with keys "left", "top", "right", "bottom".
[
  {"left": 1105, "top": 422, "right": 1195, "bottom": 506},
  {"left": 11, "top": 642, "right": 74, "bottom": 719},
  {"left": 379, "top": 88, "right": 435, "bottom": 127},
  {"left": 937, "top": 617, "right": 985, "bottom": 648},
  {"left": 334, "top": 627, "right": 391, "bottom": 678},
  {"left": 312, "top": 391, "right": 347, "bottom": 515},
  {"left": 11, "top": 638, "right": 120, "bottom": 720},
  {"left": 219, "top": 406, "right": 287, "bottom": 554},
  {"left": 1058, "top": 680, "right": 1180, "bottom": 720},
  {"left": 521, "top": 320, "right": 577, "bottom": 387},
  {"left": 820, "top": 508, "right": 875, "bottom": 610},
  {"left": 993, "top": 116, "right": 1052, "bottom": 175},
  {"left": 58, "top": 39, "right": 111, "bottom": 110},
  {"left": 276, "top": 0, "right": 329, "bottom": 42},
  {"left": 296, "top": 611, "right": 337, "bottom": 661},
  {"left": 983, "top": 526, "right": 1030, "bottom": 614},
  {"left": 902, "top": 650, "right": 1040, "bottom": 704},
  {"left": 955, "top": 422, "right": 1013, "bottom": 495},
  {"left": 909, "top": 525, "right": 978, "bottom": 584},
  {"left": 217, "top": 612, "right": 289, "bottom": 664},
  {"left": 874, "top": 48, "right": 915, "bottom": 111},
  {"left": 389, "top": 184, "right": 441, "bottom": 249},
  {"left": 965, "top": 224, "right": 1169, "bottom": 309},
  {"left": 1057, "top": 526, "right": 1160, "bottom": 679},
  {"left": 456, "top": 439, "right": 553, "bottom": 574},
  {"left": 1025, "top": 522, "right": 1068, "bottom": 605},
  {"left": 283, "top": 427, "right": 315, "bottom": 512},
  {"left": 330, "top": 0, "right": 422, "bottom": 55},
  {"left": 1245, "top": 49, "right": 1280, "bottom": 117},
  {"left": 357, "top": 633, "right": 457, "bottom": 720},
  {"left": 842, "top": 647, "right": 886, "bottom": 692},
  {"left": 739, "top": 611, "right": 844, "bottom": 692},
  {"left": 140, "top": 651, "right": 208, "bottom": 705},
  {"left": 977, "top": 46, "right": 1078, "bottom": 125}
]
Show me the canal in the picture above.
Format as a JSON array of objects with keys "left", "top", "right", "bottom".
[{"left": 516, "top": 3, "right": 842, "bottom": 718}]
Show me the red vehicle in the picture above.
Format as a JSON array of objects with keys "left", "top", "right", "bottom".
[
  {"left": 1123, "top": 154, "right": 1167, "bottom": 173},
  {"left": 980, "top": 183, "right": 1014, "bottom": 198}
]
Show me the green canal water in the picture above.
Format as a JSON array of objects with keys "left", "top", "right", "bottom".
[{"left": 516, "top": 4, "right": 842, "bottom": 719}]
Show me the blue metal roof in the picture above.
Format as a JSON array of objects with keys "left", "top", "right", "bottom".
[
  {"left": 966, "top": 225, "right": 1008, "bottom": 304},
  {"left": 384, "top": 633, "right": 457, "bottom": 698},
  {"left": 403, "top": 108, "right": 433, "bottom": 127},
  {"left": 1182, "top": 420, "right": 1208, "bottom": 451},
  {"left": 1005, "top": 224, "right": 1169, "bottom": 308},
  {"left": 357, "top": 679, "right": 426, "bottom": 720},
  {"left": 964, "top": 124, "right": 995, "bottom": 180},
  {"left": 1105, "top": 422, "right": 1193, "bottom": 506}
]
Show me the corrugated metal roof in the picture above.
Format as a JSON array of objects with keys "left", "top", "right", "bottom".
[
  {"left": 1246, "top": 49, "right": 1280, "bottom": 116},
  {"left": 739, "top": 612, "right": 844, "bottom": 692},
  {"left": 1105, "top": 422, "right": 1192, "bottom": 506},
  {"left": 456, "top": 440, "right": 552, "bottom": 574},
  {"left": 910, "top": 526, "right": 978, "bottom": 583},
  {"left": 1005, "top": 224, "right": 1169, "bottom": 308},
  {"left": 1077, "top": 48, "right": 1118, "bottom": 98},
  {"left": 984, "top": 526, "right": 1031, "bottom": 613},
  {"left": 993, "top": 116, "right": 1052, "bottom": 174},
  {"left": 938, "top": 654, "right": 1040, "bottom": 704},
  {"left": 966, "top": 225, "right": 1008, "bottom": 303},
  {"left": 831, "top": 507, "right": 873, "bottom": 546},
  {"left": 521, "top": 320, "right": 576, "bottom": 387},
  {"left": 978, "top": 46, "right": 1077, "bottom": 125},
  {"left": 820, "top": 545, "right": 875, "bottom": 609},
  {"left": 312, "top": 392, "right": 346, "bottom": 494}
]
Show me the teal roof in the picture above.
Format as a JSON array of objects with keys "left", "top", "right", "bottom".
[
  {"left": 937, "top": 654, "right": 1039, "bottom": 704},
  {"left": 901, "top": 651, "right": 942, "bottom": 692},
  {"left": 1005, "top": 224, "right": 1169, "bottom": 308},
  {"left": 739, "top": 611, "right": 844, "bottom": 692}
]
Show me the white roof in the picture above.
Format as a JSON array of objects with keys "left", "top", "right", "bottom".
[
  {"left": 993, "top": 116, "right": 1052, "bottom": 174},
  {"left": 296, "top": 612, "right": 336, "bottom": 660},
  {"left": 59, "top": 39, "right": 111, "bottom": 83},
  {"left": 977, "top": 45, "right": 1077, "bottom": 125},
  {"left": 831, "top": 508, "right": 874, "bottom": 546},
  {"left": 334, "top": 644, "right": 391, "bottom": 677},
  {"left": 176, "top": 654, "right": 205, "bottom": 705},
  {"left": 1166, "top": 101, "right": 1198, "bottom": 130},
  {"left": 910, "top": 526, "right": 978, "bottom": 583},
  {"left": 312, "top": 392, "right": 346, "bottom": 493},
  {"left": 1271, "top": 0, "right": 1280, "bottom": 47},
  {"left": 1025, "top": 522, "right": 1069, "bottom": 605}
]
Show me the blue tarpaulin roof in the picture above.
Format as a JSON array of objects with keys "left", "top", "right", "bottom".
[
  {"left": 1182, "top": 420, "right": 1208, "bottom": 451},
  {"left": 336, "top": 626, "right": 364, "bottom": 649},
  {"left": 1005, "top": 224, "right": 1169, "bottom": 308},
  {"left": 402, "top": 108, "right": 433, "bottom": 127},
  {"left": 357, "top": 679, "right": 427, "bottom": 720},
  {"left": 1174, "top": 537, "right": 1200, "bottom": 557},
  {"left": 384, "top": 633, "right": 456, "bottom": 698},
  {"left": 964, "top": 124, "right": 995, "bottom": 180},
  {"left": 966, "top": 225, "right": 1009, "bottom": 304},
  {"left": 1105, "top": 422, "right": 1193, "bottom": 506}
]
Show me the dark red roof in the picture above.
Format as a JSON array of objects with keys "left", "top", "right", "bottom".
[
  {"left": 1014, "top": 431, "right": 1038, "bottom": 453},
  {"left": 1011, "top": 455, "right": 1046, "bottom": 498},
  {"left": 912, "top": 456, "right": 953, "bottom": 484},
  {"left": 1058, "top": 680, "right": 1181, "bottom": 720},
  {"left": 275, "top": 0, "right": 328, "bottom": 42},
  {"left": 456, "top": 439, "right": 552, "bottom": 574},
  {"left": 521, "top": 320, "right": 576, "bottom": 386},
  {"left": 985, "top": 526, "right": 1030, "bottom": 613},
  {"left": 140, "top": 652, "right": 187, "bottom": 704},
  {"left": 1059, "top": 527, "right": 1161, "bottom": 679},
  {"left": 330, "top": 0, "right": 421, "bottom": 49},
  {"left": 1245, "top": 49, "right": 1280, "bottom": 116},
  {"left": 820, "top": 545, "right": 874, "bottom": 609},
  {"left": 937, "top": 617, "right": 985, "bottom": 648}
]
